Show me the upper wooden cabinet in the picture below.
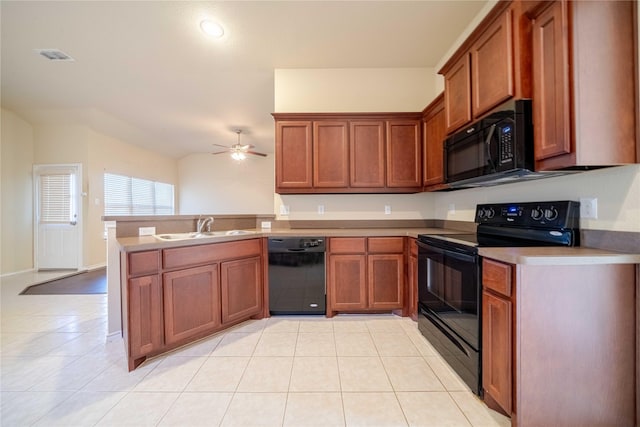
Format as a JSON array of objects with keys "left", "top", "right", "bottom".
[
  {"left": 386, "top": 120, "right": 421, "bottom": 188},
  {"left": 275, "top": 121, "right": 312, "bottom": 188},
  {"left": 313, "top": 121, "right": 349, "bottom": 188},
  {"left": 273, "top": 113, "right": 422, "bottom": 194},
  {"left": 422, "top": 93, "right": 446, "bottom": 189},
  {"left": 528, "top": 0, "right": 637, "bottom": 169},
  {"left": 440, "top": 2, "right": 528, "bottom": 134},
  {"left": 350, "top": 121, "right": 385, "bottom": 188}
]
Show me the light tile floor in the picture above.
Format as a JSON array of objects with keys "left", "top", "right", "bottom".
[{"left": 1, "top": 270, "right": 510, "bottom": 426}]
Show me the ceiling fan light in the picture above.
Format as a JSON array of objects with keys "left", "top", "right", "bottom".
[{"left": 231, "top": 151, "right": 246, "bottom": 161}]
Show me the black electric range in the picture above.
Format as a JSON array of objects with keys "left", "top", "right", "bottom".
[{"left": 415, "top": 200, "right": 580, "bottom": 396}]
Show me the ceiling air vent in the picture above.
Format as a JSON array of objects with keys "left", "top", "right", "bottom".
[{"left": 35, "top": 49, "right": 75, "bottom": 61}]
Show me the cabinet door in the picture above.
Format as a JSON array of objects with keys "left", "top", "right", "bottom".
[
  {"left": 408, "top": 239, "right": 418, "bottom": 320},
  {"left": 276, "top": 121, "right": 313, "bottom": 189},
  {"left": 368, "top": 254, "right": 404, "bottom": 310},
  {"left": 328, "top": 254, "right": 367, "bottom": 311},
  {"left": 482, "top": 290, "right": 512, "bottom": 415},
  {"left": 423, "top": 94, "right": 446, "bottom": 187},
  {"left": 531, "top": 1, "right": 571, "bottom": 161},
  {"left": 128, "top": 275, "right": 163, "bottom": 358},
  {"left": 350, "top": 121, "right": 385, "bottom": 188},
  {"left": 386, "top": 120, "right": 421, "bottom": 188},
  {"left": 313, "top": 121, "right": 349, "bottom": 188},
  {"left": 163, "top": 264, "right": 220, "bottom": 345},
  {"left": 471, "top": 9, "right": 514, "bottom": 117},
  {"left": 444, "top": 54, "right": 472, "bottom": 133},
  {"left": 221, "top": 256, "right": 263, "bottom": 325}
]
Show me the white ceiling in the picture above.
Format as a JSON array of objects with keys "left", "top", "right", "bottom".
[{"left": 1, "top": 1, "right": 487, "bottom": 159}]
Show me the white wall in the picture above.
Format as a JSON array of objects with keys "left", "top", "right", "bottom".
[
  {"left": 179, "top": 153, "right": 274, "bottom": 215},
  {"left": 1, "top": 109, "right": 35, "bottom": 274}
]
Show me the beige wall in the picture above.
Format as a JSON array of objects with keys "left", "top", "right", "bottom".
[
  {"left": 0, "top": 110, "right": 179, "bottom": 275},
  {"left": 275, "top": 68, "right": 437, "bottom": 113},
  {"left": 1, "top": 109, "right": 35, "bottom": 274},
  {"left": 178, "top": 153, "right": 274, "bottom": 215}
]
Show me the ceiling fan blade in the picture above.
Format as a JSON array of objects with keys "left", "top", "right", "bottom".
[
  {"left": 212, "top": 143, "right": 231, "bottom": 149},
  {"left": 211, "top": 151, "right": 228, "bottom": 155},
  {"left": 246, "top": 150, "right": 268, "bottom": 157}
]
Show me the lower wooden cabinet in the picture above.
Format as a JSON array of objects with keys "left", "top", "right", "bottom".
[
  {"left": 482, "top": 289, "right": 512, "bottom": 415},
  {"left": 163, "top": 264, "right": 220, "bottom": 345},
  {"left": 481, "top": 257, "right": 636, "bottom": 425},
  {"left": 327, "top": 237, "right": 404, "bottom": 317},
  {"left": 221, "top": 256, "right": 263, "bottom": 324},
  {"left": 122, "top": 238, "right": 264, "bottom": 370},
  {"left": 407, "top": 238, "right": 418, "bottom": 320},
  {"left": 127, "top": 274, "right": 163, "bottom": 360}
]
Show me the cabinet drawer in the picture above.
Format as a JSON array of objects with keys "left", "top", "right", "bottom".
[
  {"left": 128, "top": 250, "right": 160, "bottom": 277},
  {"left": 368, "top": 237, "right": 404, "bottom": 253},
  {"left": 483, "top": 258, "right": 512, "bottom": 297},
  {"left": 163, "top": 239, "right": 261, "bottom": 270},
  {"left": 329, "top": 237, "right": 366, "bottom": 254}
]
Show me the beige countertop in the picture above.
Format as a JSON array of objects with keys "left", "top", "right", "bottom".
[
  {"left": 116, "top": 227, "right": 640, "bottom": 265},
  {"left": 479, "top": 246, "right": 640, "bottom": 265},
  {"left": 116, "top": 227, "right": 457, "bottom": 252}
]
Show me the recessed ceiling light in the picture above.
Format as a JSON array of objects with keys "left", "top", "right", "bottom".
[{"left": 200, "top": 20, "right": 224, "bottom": 38}]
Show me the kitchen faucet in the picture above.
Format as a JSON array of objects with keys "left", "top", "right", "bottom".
[{"left": 197, "top": 216, "right": 214, "bottom": 233}]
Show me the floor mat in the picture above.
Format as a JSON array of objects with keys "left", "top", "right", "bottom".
[{"left": 21, "top": 268, "right": 107, "bottom": 295}]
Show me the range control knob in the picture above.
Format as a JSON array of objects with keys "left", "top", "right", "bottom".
[
  {"left": 544, "top": 207, "right": 559, "bottom": 221},
  {"left": 530, "top": 207, "right": 544, "bottom": 221},
  {"left": 478, "top": 207, "right": 495, "bottom": 220}
]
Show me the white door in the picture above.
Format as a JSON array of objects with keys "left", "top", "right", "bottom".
[{"left": 34, "top": 164, "right": 82, "bottom": 270}]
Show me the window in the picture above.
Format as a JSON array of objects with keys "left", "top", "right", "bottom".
[
  {"left": 40, "top": 172, "right": 75, "bottom": 223},
  {"left": 104, "top": 173, "right": 174, "bottom": 215}
]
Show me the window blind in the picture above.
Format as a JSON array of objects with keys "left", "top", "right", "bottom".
[
  {"left": 104, "top": 173, "right": 174, "bottom": 216},
  {"left": 40, "top": 173, "right": 73, "bottom": 223}
]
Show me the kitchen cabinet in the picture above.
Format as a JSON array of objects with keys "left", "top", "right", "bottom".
[
  {"left": 350, "top": 121, "right": 385, "bottom": 188},
  {"left": 122, "top": 238, "right": 264, "bottom": 370},
  {"left": 407, "top": 237, "right": 418, "bottom": 320},
  {"left": 386, "top": 120, "right": 421, "bottom": 188},
  {"left": 439, "top": 1, "right": 534, "bottom": 135},
  {"left": 163, "top": 264, "right": 220, "bottom": 345},
  {"left": 422, "top": 93, "right": 446, "bottom": 189},
  {"left": 327, "top": 237, "right": 404, "bottom": 317},
  {"left": 480, "top": 256, "right": 636, "bottom": 425},
  {"left": 221, "top": 256, "right": 263, "bottom": 324},
  {"left": 273, "top": 113, "right": 422, "bottom": 194},
  {"left": 528, "top": 0, "right": 637, "bottom": 169},
  {"left": 481, "top": 259, "right": 513, "bottom": 416},
  {"left": 275, "top": 120, "right": 312, "bottom": 188},
  {"left": 122, "top": 250, "right": 163, "bottom": 368},
  {"left": 313, "top": 121, "right": 349, "bottom": 188},
  {"left": 441, "top": 4, "right": 515, "bottom": 133}
]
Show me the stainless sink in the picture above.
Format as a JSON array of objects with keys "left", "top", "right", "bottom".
[{"left": 153, "top": 230, "right": 255, "bottom": 241}]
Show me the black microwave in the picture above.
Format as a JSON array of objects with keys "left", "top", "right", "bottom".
[{"left": 444, "top": 99, "right": 534, "bottom": 188}]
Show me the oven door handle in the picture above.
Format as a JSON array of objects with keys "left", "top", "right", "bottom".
[{"left": 417, "top": 241, "right": 477, "bottom": 263}]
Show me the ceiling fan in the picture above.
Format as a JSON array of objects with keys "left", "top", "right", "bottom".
[{"left": 212, "top": 129, "right": 267, "bottom": 160}]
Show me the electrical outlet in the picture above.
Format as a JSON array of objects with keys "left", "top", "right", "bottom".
[
  {"left": 279, "top": 205, "right": 290, "bottom": 216},
  {"left": 261, "top": 221, "right": 271, "bottom": 230},
  {"left": 138, "top": 226, "right": 156, "bottom": 236},
  {"left": 384, "top": 205, "right": 391, "bottom": 215},
  {"left": 317, "top": 205, "right": 325, "bottom": 215},
  {"left": 580, "top": 197, "right": 598, "bottom": 219},
  {"left": 448, "top": 203, "right": 456, "bottom": 214}
]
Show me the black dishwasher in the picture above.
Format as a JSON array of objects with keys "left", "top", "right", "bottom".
[{"left": 268, "top": 237, "right": 326, "bottom": 315}]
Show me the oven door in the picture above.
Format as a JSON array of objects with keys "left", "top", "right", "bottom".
[{"left": 416, "top": 240, "right": 480, "bottom": 350}]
